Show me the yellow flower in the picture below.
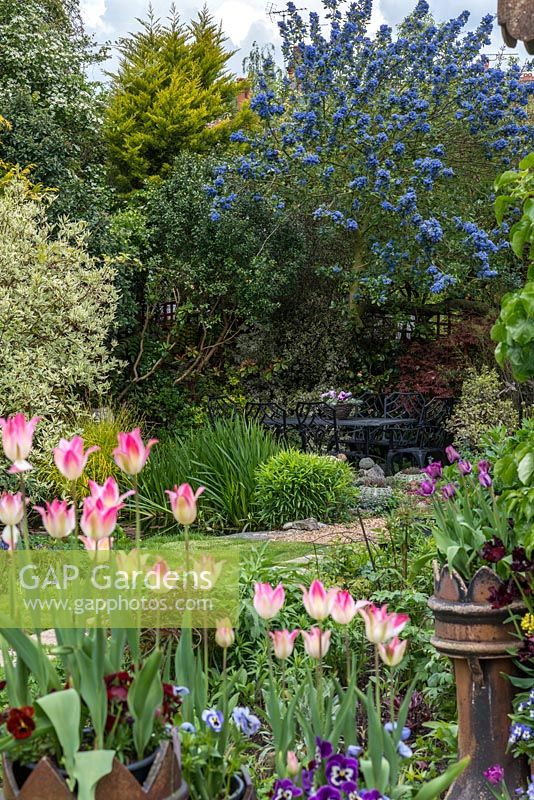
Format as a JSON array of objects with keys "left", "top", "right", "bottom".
[{"left": 521, "top": 613, "right": 534, "bottom": 637}]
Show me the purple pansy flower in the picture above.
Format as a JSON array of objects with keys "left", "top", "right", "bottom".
[
  {"left": 272, "top": 778, "right": 303, "bottom": 799},
  {"left": 232, "top": 706, "right": 261, "bottom": 736},
  {"left": 315, "top": 737, "right": 334, "bottom": 762},
  {"left": 441, "top": 483, "right": 456, "bottom": 499},
  {"left": 302, "top": 767, "right": 315, "bottom": 792},
  {"left": 201, "top": 708, "right": 224, "bottom": 732},
  {"left": 359, "top": 792, "right": 383, "bottom": 800},
  {"left": 346, "top": 745, "right": 363, "bottom": 758},
  {"left": 325, "top": 754, "right": 359, "bottom": 787},
  {"left": 384, "top": 722, "right": 413, "bottom": 758},
  {"left": 309, "top": 788, "right": 342, "bottom": 800}
]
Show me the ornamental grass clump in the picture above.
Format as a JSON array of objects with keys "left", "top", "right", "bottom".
[{"left": 254, "top": 450, "right": 357, "bottom": 529}]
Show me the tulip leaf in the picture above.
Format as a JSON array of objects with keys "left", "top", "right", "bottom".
[
  {"left": 71, "top": 750, "right": 115, "bottom": 800},
  {"left": 413, "top": 756, "right": 469, "bottom": 800},
  {"left": 36, "top": 689, "right": 81, "bottom": 782},
  {"left": 128, "top": 649, "right": 163, "bottom": 759}
]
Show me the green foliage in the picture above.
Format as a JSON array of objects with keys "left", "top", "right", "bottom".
[
  {"left": 105, "top": 7, "right": 251, "bottom": 193},
  {"left": 0, "top": 181, "right": 119, "bottom": 421},
  {"left": 492, "top": 153, "right": 534, "bottom": 381},
  {"left": 254, "top": 450, "right": 357, "bottom": 528},
  {"left": 0, "top": 0, "right": 109, "bottom": 224},
  {"left": 137, "top": 417, "right": 281, "bottom": 530},
  {"left": 488, "top": 418, "right": 534, "bottom": 545},
  {"left": 127, "top": 650, "right": 163, "bottom": 760},
  {"left": 446, "top": 367, "right": 517, "bottom": 453}
]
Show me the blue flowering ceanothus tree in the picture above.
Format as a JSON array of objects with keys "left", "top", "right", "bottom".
[{"left": 213, "top": 0, "right": 534, "bottom": 304}]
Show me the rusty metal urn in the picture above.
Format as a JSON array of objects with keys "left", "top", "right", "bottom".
[
  {"left": 2, "top": 740, "right": 188, "bottom": 800},
  {"left": 428, "top": 563, "right": 528, "bottom": 800},
  {"left": 498, "top": 0, "right": 534, "bottom": 54}
]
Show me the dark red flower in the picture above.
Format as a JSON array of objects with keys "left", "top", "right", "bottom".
[
  {"left": 161, "top": 683, "right": 183, "bottom": 721},
  {"left": 104, "top": 672, "right": 133, "bottom": 707},
  {"left": 488, "top": 581, "right": 517, "bottom": 609},
  {"left": 512, "top": 548, "right": 534, "bottom": 574},
  {"left": 480, "top": 537, "right": 506, "bottom": 563},
  {"left": 6, "top": 706, "right": 35, "bottom": 740},
  {"left": 517, "top": 637, "right": 534, "bottom": 663}
]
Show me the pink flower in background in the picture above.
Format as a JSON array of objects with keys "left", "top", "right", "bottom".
[
  {"left": 166, "top": 483, "right": 205, "bottom": 526},
  {"left": 445, "top": 445, "right": 461, "bottom": 463},
  {"left": 441, "top": 483, "right": 456, "bottom": 499},
  {"left": 253, "top": 582, "right": 285, "bottom": 619},
  {"left": 54, "top": 436, "right": 99, "bottom": 481},
  {"left": 0, "top": 492, "right": 24, "bottom": 527},
  {"left": 269, "top": 629, "right": 300, "bottom": 659},
  {"left": 483, "top": 765, "right": 504, "bottom": 786},
  {"left": 286, "top": 751, "right": 299, "bottom": 776},
  {"left": 89, "top": 477, "right": 135, "bottom": 508},
  {"left": 423, "top": 462, "right": 442, "bottom": 480},
  {"left": 330, "top": 590, "right": 368, "bottom": 625},
  {"left": 0, "top": 414, "right": 40, "bottom": 473},
  {"left": 301, "top": 628, "right": 331, "bottom": 659},
  {"left": 215, "top": 619, "right": 235, "bottom": 649},
  {"left": 34, "top": 499, "right": 75, "bottom": 539},
  {"left": 80, "top": 496, "right": 121, "bottom": 541},
  {"left": 378, "top": 636, "right": 408, "bottom": 667},
  {"left": 301, "top": 580, "right": 337, "bottom": 621},
  {"left": 478, "top": 460, "right": 493, "bottom": 488},
  {"left": 359, "top": 604, "right": 410, "bottom": 644},
  {"left": 113, "top": 429, "right": 158, "bottom": 475},
  {"left": 79, "top": 535, "right": 113, "bottom": 551},
  {"left": 457, "top": 459, "right": 472, "bottom": 476}
]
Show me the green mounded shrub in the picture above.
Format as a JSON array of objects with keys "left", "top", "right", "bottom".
[
  {"left": 446, "top": 367, "right": 517, "bottom": 454},
  {"left": 137, "top": 416, "right": 282, "bottom": 532},
  {"left": 254, "top": 450, "right": 357, "bottom": 529}
]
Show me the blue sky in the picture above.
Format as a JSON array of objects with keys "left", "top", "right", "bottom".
[{"left": 80, "top": 0, "right": 521, "bottom": 75}]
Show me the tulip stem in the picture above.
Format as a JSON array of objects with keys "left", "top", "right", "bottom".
[
  {"left": 374, "top": 645, "right": 381, "bottom": 717},
  {"left": 71, "top": 480, "right": 78, "bottom": 550},
  {"left": 18, "top": 475, "right": 30, "bottom": 551},
  {"left": 344, "top": 628, "right": 351, "bottom": 686},
  {"left": 133, "top": 474, "right": 140, "bottom": 549},
  {"left": 390, "top": 669, "right": 396, "bottom": 730}
]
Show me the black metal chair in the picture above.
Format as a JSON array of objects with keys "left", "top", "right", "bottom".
[
  {"left": 244, "top": 401, "right": 287, "bottom": 440},
  {"left": 207, "top": 396, "right": 240, "bottom": 425},
  {"left": 384, "top": 391, "right": 425, "bottom": 420},
  {"left": 295, "top": 402, "right": 339, "bottom": 454},
  {"left": 422, "top": 396, "right": 454, "bottom": 426},
  {"left": 353, "top": 392, "right": 385, "bottom": 418},
  {"left": 385, "top": 423, "right": 448, "bottom": 474}
]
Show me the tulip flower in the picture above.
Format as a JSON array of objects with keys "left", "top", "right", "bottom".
[
  {"left": 215, "top": 619, "right": 235, "bottom": 649},
  {"left": 146, "top": 559, "right": 171, "bottom": 592},
  {"left": 0, "top": 414, "right": 40, "bottom": 473},
  {"left": 330, "top": 590, "right": 368, "bottom": 625},
  {"left": 423, "top": 461, "right": 442, "bottom": 480},
  {"left": 445, "top": 445, "right": 461, "bottom": 463},
  {"left": 441, "top": 483, "right": 456, "bottom": 499},
  {"left": 286, "top": 751, "right": 299, "bottom": 776},
  {"left": 53, "top": 436, "right": 100, "bottom": 482},
  {"left": 418, "top": 479, "right": 436, "bottom": 496},
  {"left": 0, "top": 492, "right": 24, "bottom": 527},
  {"left": 88, "top": 477, "right": 135, "bottom": 508},
  {"left": 479, "top": 470, "right": 493, "bottom": 488},
  {"left": 301, "top": 628, "right": 331, "bottom": 659},
  {"left": 113, "top": 428, "right": 158, "bottom": 475},
  {"left": 80, "top": 496, "right": 121, "bottom": 542},
  {"left": 79, "top": 535, "right": 113, "bottom": 551},
  {"left": 378, "top": 636, "right": 408, "bottom": 667},
  {"left": 301, "top": 580, "right": 337, "bottom": 621},
  {"left": 457, "top": 459, "right": 472, "bottom": 476},
  {"left": 1, "top": 525, "right": 19, "bottom": 550},
  {"left": 358, "top": 604, "right": 410, "bottom": 644},
  {"left": 34, "top": 499, "right": 75, "bottom": 539},
  {"left": 166, "top": 483, "right": 205, "bottom": 526},
  {"left": 269, "top": 629, "right": 299, "bottom": 659},
  {"left": 253, "top": 581, "right": 285, "bottom": 619}
]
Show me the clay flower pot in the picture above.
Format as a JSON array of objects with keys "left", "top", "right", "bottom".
[
  {"left": 428, "top": 563, "right": 528, "bottom": 800},
  {"left": 2, "top": 740, "right": 188, "bottom": 800}
]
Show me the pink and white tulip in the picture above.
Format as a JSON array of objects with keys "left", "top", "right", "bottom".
[
  {"left": 378, "top": 636, "right": 408, "bottom": 667},
  {"left": 0, "top": 492, "right": 24, "bottom": 527},
  {"left": 0, "top": 414, "right": 40, "bottom": 473},
  {"left": 287, "top": 751, "right": 299, "bottom": 777},
  {"left": 1, "top": 525, "right": 19, "bottom": 550},
  {"left": 166, "top": 483, "right": 205, "bottom": 526},
  {"left": 358, "top": 604, "right": 410, "bottom": 644},
  {"left": 53, "top": 436, "right": 99, "bottom": 482},
  {"left": 215, "top": 619, "right": 235, "bottom": 649},
  {"left": 80, "top": 496, "right": 122, "bottom": 542},
  {"left": 301, "top": 628, "right": 331, "bottom": 659},
  {"left": 301, "top": 580, "right": 337, "bottom": 621},
  {"left": 253, "top": 582, "right": 285, "bottom": 619},
  {"left": 269, "top": 629, "right": 300, "bottom": 660},
  {"left": 88, "top": 477, "right": 135, "bottom": 508},
  {"left": 34, "top": 499, "right": 75, "bottom": 539},
  {"left": 330, "top": 590, "right": 369, "bottom": 625},
  {"left": 113, "top": 428, "right": 158, "bottom": 475},
  {"left": 79, "top": 535, "right": 113, "bottom": 551}
]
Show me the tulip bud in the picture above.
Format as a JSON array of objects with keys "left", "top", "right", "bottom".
[
  {"left": 253, "top": 582, "right": 285, "bottom": 619},
  {"left": 0, "top": 414, "right": 40, "bottom": 473},
  {"left": 378, "top": 636, "right": 408, "bottom": 667},
  {"left": 301, "top": 628, "right": 331, "bottom": 659},
  {"left": 215, "top": 619, "right": 235, "bottom": 649},
  {"left": 166, "top": 483, "right": 205, "bottom": 526},
  {"left": 286, "top": 751, "right": 299, "bottom": 776},
  {"left": 34, "top": 499, "right": 75, "bottom": 539},
  {"left": 301, "top": 580, "right": 337, "bottom": 621},
  {"left": 331, "top": 591, "right": 368, "bottom": 625},
  {"left": 0, "top": 492, "right": 24, "bottom": 527},
  {"left": 269, "top": 629, "right": 299, "bottom": 659},
  {"left": 358, "top": 604, "right": 410, "bottom": 644},
  {"left": 113, "top": 429, "right": 158, "bottom": 475}
]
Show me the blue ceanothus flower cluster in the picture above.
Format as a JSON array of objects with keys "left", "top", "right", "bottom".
[{"left": 211, "top": 0, "right": 534, "bottom": 301}]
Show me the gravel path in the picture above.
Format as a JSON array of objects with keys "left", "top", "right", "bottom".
[{"left": 237, "top": 517, "right": 386, "bottom": 545}]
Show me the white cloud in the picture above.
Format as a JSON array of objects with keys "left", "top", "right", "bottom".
[{"left": 80, "top": 0, "right": 110, "bottom": 32}]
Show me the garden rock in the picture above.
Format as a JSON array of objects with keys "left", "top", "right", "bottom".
[
  {"left": 358, "top": 457, "right": 376, "bottom": 470},
  {"left": 281, "top": 518, "right": 327, "bottom": 531},
  {"left": 357, "top": 486, "right": 393, "bottom": 513}
]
